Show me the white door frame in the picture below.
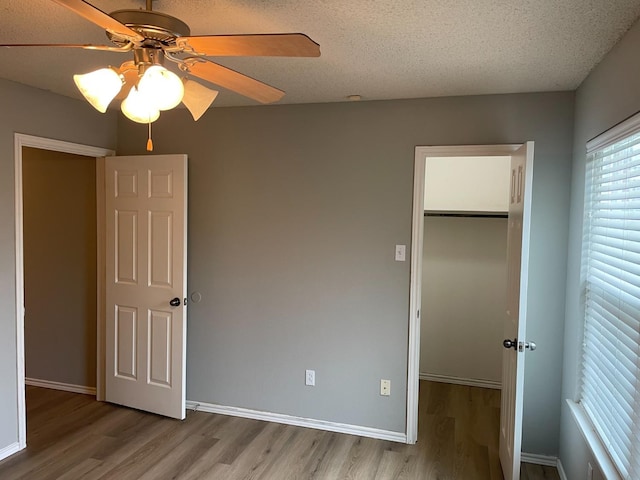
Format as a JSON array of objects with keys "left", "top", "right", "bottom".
[
  {"left": 13, "top": 133, "right": 114, "bottom": 449},
  {"left": 406, "top": 144, "right": 524, "bottom": 444}
]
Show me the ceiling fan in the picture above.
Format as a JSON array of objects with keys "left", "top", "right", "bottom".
[{"left": 1, "top": 0, "right": 321, "bottom": 126}]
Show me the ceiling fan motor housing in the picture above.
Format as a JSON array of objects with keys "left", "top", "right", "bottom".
[
  {"left": 107, "top": 10, "right": 191, "bottom": 46},
  {"left": 132, "top": 47, "right": 166, "bottom": 68}
]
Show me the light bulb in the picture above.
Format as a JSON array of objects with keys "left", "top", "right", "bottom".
[
  {"left": 73, "top": 68, "right": 123, "bottom": 113},
  {"left": 138, "top": 65, "right": 184, "bottom": 111},
  {"left": 121, "top": 86, "right": 160, "bottom": 124}
]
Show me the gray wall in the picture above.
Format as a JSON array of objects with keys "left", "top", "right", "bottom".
[
  {"left": 118, "top": 91, "right": 573, "bottom": 451},
  {"left": 0, "top": 78, "right": 116, "bottom": 452},
  {"left": 421, "top": 216, "right": 507, "bottom": 385},
  {"left": 23, "top": 147, "right": 97, "bottom": 388},
  {"left": 559, "top": 17, "right": 640, "bottom": 480}
]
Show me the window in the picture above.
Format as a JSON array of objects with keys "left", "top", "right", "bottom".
[{"left": 581, "top": 115, "right": 640, "bottom": 479}]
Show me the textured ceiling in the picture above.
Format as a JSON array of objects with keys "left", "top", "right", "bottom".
[{"left": 1, "top": 0, "right": 640, "bottom": 108}]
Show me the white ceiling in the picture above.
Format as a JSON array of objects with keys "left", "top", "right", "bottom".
[{"left": 2, "top": 0, "right": 640, "bottom": 108}]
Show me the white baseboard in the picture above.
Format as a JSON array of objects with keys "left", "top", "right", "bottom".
[
  {"left": 25, "top": 378, "right": 96, "bottom": 396},
  {"left": 521, "top": 452, "right": 568, "bottom": 480},
  {"left": 556, "top": 459, "right": 568, "bottom": 480},
  {"left": 419, "top": 373, "right": 501, "bottom": 390},
  {"left": 521, "top": 452, "right": 558, "bottom": 467},
  {"left": 186, "top": 399, "right": 407, "bottom": 444},
  {"left": 0, "top": 442, "right": 22, "bottom": 462}
]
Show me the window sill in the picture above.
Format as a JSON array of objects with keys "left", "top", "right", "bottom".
[{"left": 567, "top": 400, "right": 623, "bottom": 480}]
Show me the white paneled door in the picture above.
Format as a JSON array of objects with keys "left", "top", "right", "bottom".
[
  {"left": 104, "top": 155, "right": 188, "bottom": 420},
  {"left": 499, "top": 142, "right": 534, "bottom": 480}
]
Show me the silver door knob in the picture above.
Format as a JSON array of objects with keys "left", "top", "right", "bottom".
[
  {"left": 503, "top": 338, "right": 517, "bottom": 350},
  {"left": 525, "top": 341, "right": 537, "bottom": 351}
]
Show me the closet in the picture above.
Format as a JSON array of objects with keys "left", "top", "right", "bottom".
[{"left": 420, "top": 156, "right": 510, "bottom": 389}]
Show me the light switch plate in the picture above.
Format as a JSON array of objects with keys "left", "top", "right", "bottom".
[
  {"left": 395, "top": 245, "right": 406, "bottom": 261},
  {"left": 305, "top": 369, "right": 315, "bottom": 386}
]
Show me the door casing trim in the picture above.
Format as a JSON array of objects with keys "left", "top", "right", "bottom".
[
  {"left": 407, "top": 144, "right": 522, "bottom": 443},
  {"left": 14, "top": 133, "right": 113, "bottom": 450}
]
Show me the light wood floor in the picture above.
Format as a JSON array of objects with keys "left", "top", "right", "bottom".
[{"left": 0, "top": 381, "right": 560, "bottom": 479}]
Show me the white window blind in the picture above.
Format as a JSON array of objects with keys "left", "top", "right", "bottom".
[{"left": 581, "top": 118, "right": 640, "bottom": 480}]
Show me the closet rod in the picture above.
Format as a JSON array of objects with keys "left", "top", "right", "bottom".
[{"left": 424, "top": 211, "right": 508, "bottom": 219}]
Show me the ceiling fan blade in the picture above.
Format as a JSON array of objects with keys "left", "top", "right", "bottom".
[
  {"left": 0, "top": 43, "right": 131, "bottom": 52},
  {"left": 177, "top": 33, "right": 320, "bottom": 57},
  {"left": 184, "top": 58, "right": 284, "bottom": 104},
  {"left": 51, "top": 0, "right": 144, "bottom": 43}
]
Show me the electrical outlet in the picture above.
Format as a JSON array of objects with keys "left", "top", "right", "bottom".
[
  {"left": 305, "top": 369, "right": 315, "bottom": 386},
  {"left": 380, "top": 379, "right": 391, "bottom": 396}
]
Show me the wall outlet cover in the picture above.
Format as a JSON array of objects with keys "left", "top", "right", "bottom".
[{"left": 380, "top": 379, "right": 391, "bottom": 396}]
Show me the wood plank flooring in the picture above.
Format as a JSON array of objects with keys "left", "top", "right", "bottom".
[{"left": 0, "top": 381, "right": 560, "bottom": 480}]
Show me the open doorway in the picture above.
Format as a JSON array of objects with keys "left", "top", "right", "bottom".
[
  {"left": 406, "top": 144, "right": 535, "bottom": 480},
  {"left": 14, "top": 134, "right": 113, "bottom": 449},
  {"left": 416, "top": 154, "right": 511, "bottom": 475},
  {"left": 419, "top": 155, "right": 510, "bottom": 390},
  {"left": 14, "top": 136, "right": 188, "bottom": 450},
  {"left": 22, "top": 146, "right": 98, "bottom": 394}
]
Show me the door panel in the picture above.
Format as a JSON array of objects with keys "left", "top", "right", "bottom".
[
  {"left": 115, "top": 306, "right": 137, "bottom": 379},
  {"left": 149, "top": 211, "right": 173, "bottom": 287},
  {"left": 148, "top": 309, "right": 172, "bottom": 386},
  {"left": 499, "top": 142, "right": 534, "bottom": 480},
  {"left": 105, "top": 154, "right": 187, "bottom": 420},
  {"left": 116, "top": 210, "right": 137, "bottom": 284}
]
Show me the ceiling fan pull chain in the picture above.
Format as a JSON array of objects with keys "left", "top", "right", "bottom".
[{"left": 147, "top": 121, "right": 153, "bottom": 152}]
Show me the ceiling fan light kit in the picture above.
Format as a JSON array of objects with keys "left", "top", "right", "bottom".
[
  {"left": 3, "top": 0, "right": 321, "bottom": 149},
  {"left": 76, "top": 48, "right": 184, "bottom": 124},
  {"left": 181, "top": 79, "right": 219, "bottom": 121},
  {"left": 120, "top": 84, "right": 161, "bottom": 123},
  {"left": 137, "top": 65, "right": 184, "bottom": 110},
  {"left": 73, "top": 67, "right": 124, "bottom": 113}
]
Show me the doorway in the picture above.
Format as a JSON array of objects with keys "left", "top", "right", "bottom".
[
  {"left": 14, "top": 133, "right": 113, "bottom": 449},
  {"left": 407, "top": 144, "right": 526, "bottom": 442},
  {"left": 407, "top": 144, "right": 534, "bottom": 480},
  {"left": 22, "top": 146, "right": 98, "bottom": 394}
]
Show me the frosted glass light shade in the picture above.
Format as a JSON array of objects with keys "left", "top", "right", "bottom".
[
  {"left": 73, "top": 68, "right": 123, "bottom": 113},
  {"left": 121, "top": 87, "right": 160, "bottom": 124},
  {"left": 182, "top": 79, "right": 218, "bottom": 121},
  {"left": 138, "top": 65, "right": 184, "bottom": 111}
]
